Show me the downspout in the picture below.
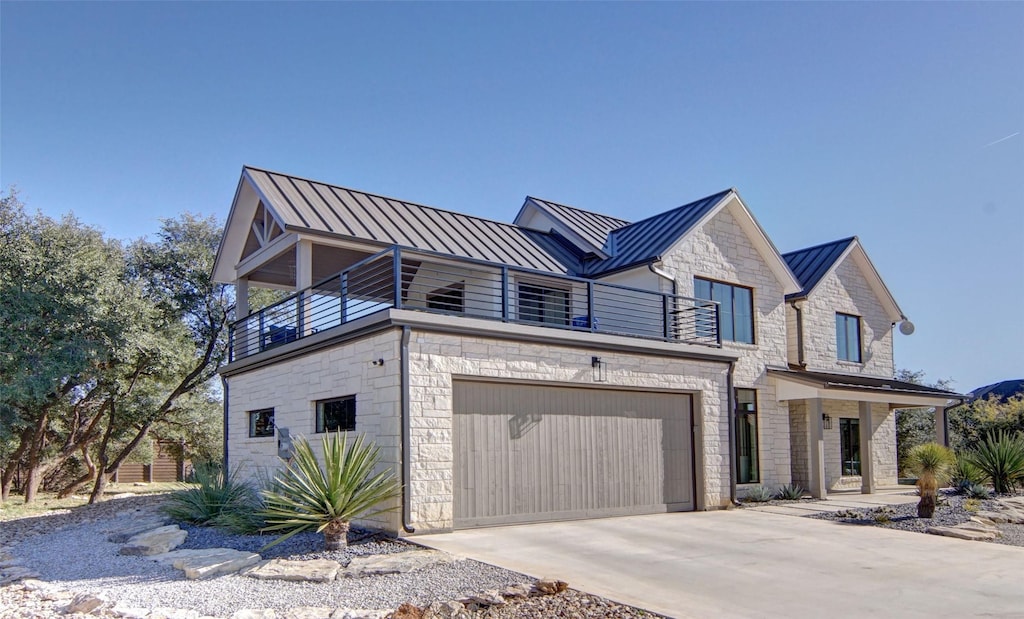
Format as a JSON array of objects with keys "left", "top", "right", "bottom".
[
  {"left": 400, "top": 326, "right": 415, "bottom": 534},
  {"left": 221, "top": 376, "right": 230, "bottom": 473},
  {"left": 649, "top": 262, "right": 677, "bottom": 294},
  {"left": 790, "top": 300, "right": 805, "bottom": 367},
  {"left": 727, "top": 360, "right": 738, "bottom": 505}
]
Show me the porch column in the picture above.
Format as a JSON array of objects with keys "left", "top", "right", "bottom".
[
  {"left": 934, "top": 406, "right": 948, "bottom": 446},
  {"left": 809, "top": 398, "right": 827, "bottom": 499},
  {"left": 859, "top": 401, "right": 876, "bottom": 494},
  {"left": 296, "top": 239, "right": 313, "bottom": 336}
]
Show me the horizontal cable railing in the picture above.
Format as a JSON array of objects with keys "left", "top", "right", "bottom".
[{"left": 229, "top": 246, "right": 720, "bottom": 361}]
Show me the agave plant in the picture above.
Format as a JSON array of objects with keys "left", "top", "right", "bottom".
[
  {"left": 949, "top": 456, "right": 987, "bottom": 494},
  {"left": 905, "top": 442, "right": 956, "bottom": 518},
  {"left": 964, "top": 430, "right": 1024, "bottom": 494},
  {"left": 260, "top": 432, "right": 401, "bottom": 550},
  {"left": 775, "top": 483, "right": 805, "bottom": 501},
  {"left": 163, "top": 464, "right": 263, "bottom": 533}
]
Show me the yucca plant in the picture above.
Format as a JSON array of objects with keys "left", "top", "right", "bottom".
[
  {"left": 260, "top": 432, "right": 401, "bottom": 550},
  {"left": 964, "top": 430, "right": 1024, "bottom": 494},
  {"left": 905, "top": 443, "right": 956, "bottom": 518},
  {"left": 949, "top": 456, "right": 987, "bottom": 494},
  {"left": 775, "top": 483, "right": 805, "bottom": 501},
  {"left": 163, "top": 464, "right": 263, "bottom": 533}
]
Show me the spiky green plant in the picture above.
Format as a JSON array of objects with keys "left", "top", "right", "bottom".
[
  {"left": 964, "top": 430, "right": 1024, "bottom": 494},
  {"left": 905, "top": 443, "right": 956, "bottom": 518},
  {"left": 949, "top": 456, "right": 987, "bottom": 494},
  {"left": 775, "top": 483, "right": 805, "bottom": 501},
  {"left": 260, "top": 432, "right": 401, "bottom": 550},
  {"left": 162, "top": 465, "right": 263, "bottom": 533},
  {"left": 742, "top": 485, "right": 774, "bottom": 503}
]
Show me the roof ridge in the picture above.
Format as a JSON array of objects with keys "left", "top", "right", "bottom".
[
  {"left": 243, "top": 165, "right": 532, "bottom": 234},
  {"left": 782, "top": 235, "right": 858, "bottom": 258},
  {"left": 611, "top": 188, "right": 733, "bottom": 233},
  {"left": 525, "top": 195, "right": 631, "bottom": 225}
]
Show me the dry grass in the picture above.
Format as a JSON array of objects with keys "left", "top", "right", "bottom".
[{"left": 0, "top": 482, "right": 185, "bottom": 522}]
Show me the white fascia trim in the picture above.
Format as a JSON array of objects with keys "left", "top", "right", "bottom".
[
  {"left": 212, "top": 169, "right": 294, "bottom": 284},
  {"left": 798, "top": 239, "right": 905, "bottom": 323}
]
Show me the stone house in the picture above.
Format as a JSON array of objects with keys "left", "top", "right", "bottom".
[{"left": 213, "top": 166, "right": 960, "bottom": 534}]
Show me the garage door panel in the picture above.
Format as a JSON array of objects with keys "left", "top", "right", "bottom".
[{"left": 454, "top": 381, "right": 694, "bottom": 528}]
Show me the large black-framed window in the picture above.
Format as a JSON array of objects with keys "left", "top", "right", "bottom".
[
  {"left": 248, "top": 408, "right": 275, "bottom": 438},
  {"left": 316, "top": 395, "right": 356, "bottom": 433},
  {"left": 517, "top": 282, "right": 570, "bottom": 326},
  {"left": 735, "top": 388, "right": 760, "bottom": 483},
  {"left": 694, "top": 278, "right": 754, "bottom": 344},
  {"left": 840, "top": 418, "right": 861, "bottom": 476},
  {"left": 835, "top": 313, "right": 862, "bottom": 362}
]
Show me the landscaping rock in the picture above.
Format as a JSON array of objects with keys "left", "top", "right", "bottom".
[
  {"left": 531, "top": 578, "right": 569, "bottom": 595},
  {"left": 243, "top": 558, "right": 342, "bottom": 583},
  {"left": 111, "top": 601, "right": 154, "bottom": 619},
  {"left": 499, "top": 583, "right": 532, "bottom": 600},
  {"left": 66, "top": 592, "right": 108, "bottom": 614},
  {"left": 230, "top": 610, "right": 278, "bottom": 619},
  {"left": 149, "top": 608, "right": 201, "bottom": 619},
  {"left": 341, "top": 550, "right": 453, "bottom": 578},
  {"left": 926, "top": 525, "right": 998, "bottom": 541},
  {"left": 278, "top": 607, "right": 334, "bottom": 619},
  {"left": 461, "top": 590, "right": 506, "bottom": 607},
  {"left": 153, "top": 547, "right": 261, "bottom": 579},
  {"left": 421, "top": 601, "right": 467, "bottom": 619},
  {"left": 0, "top": 564, "right": 40, "bottom": 585},
  {"left": 332, "top": 611, "right": 390, "bottom": 619},
  {"left": 120, "top": 525, "right": 188, "bottom": 556},
  {"left": 107, "top": 516, "right": 173, "bottom": 543},
  {"left": 391, "top": 603, "right": 423, "bottom": 619}
]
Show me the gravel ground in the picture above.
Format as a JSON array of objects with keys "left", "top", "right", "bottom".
[
  {"left": 1, "top": 493, "right": 659, "bottom": 618},
  {"left": 807, "top": 491, "right": 1024, "bottom": 547}
]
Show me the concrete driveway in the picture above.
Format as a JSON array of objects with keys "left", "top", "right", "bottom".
[{"left": 416, "top": 510, "right": 1024, "bottom": 619}]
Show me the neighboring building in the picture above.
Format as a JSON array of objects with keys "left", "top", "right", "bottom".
[
  {"left": 113, "top": 439, "right": 189, "bottom": 483},
  {"left": 213, "top": 166, "right": 960, "bottom": 534}
]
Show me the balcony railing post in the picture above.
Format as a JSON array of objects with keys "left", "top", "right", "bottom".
[
  {"left": 587, "top": 282, "right": 596, "bottom": 332},
  {"left": 296, "top": 291, "right": 305, "bottom": 337},
  {"left": 228, "top": 324, "right": 235, "bottom": 362},
  {"left": 393, "top": 247, "right": 403, "bottom": 310},
  {"left": 663, "top": 295, "right": 671, "bottom": 340},
  {"left": 501, "top": 266, "right": 509, "bottom": 321},
  {"left": 715, "top": 302, "right": 722, "bottom": 347},
  {"left": 340, "top": 272, "right": 348, "bottom": 324},
  {"left": 258, "top": 310, "right": 266, "bottom": 352}
]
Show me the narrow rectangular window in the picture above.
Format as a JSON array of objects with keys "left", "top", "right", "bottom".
[
  {"left": 248, "top": 408, "right": 275, "bottom": 438},
  {"left": 734, "top": 388, "right": 760, "bottom": 483},
  {"left": 517, "top": 283, "right": 570, "bottom": 326},
  {"left": 840, "top": 418, "right": 861, "bottom": 475},
  {"left": 836, "top": 313, "right": 862, "bottom": 362},
  {"left": 316, "top": 396, "right": 356, "bottom": 433},
  {"left": 426, "top": 283, "right": 465, "bottom": 313},
  {"left": 694, "top": 277, "right": 755, "bottom": 344}
]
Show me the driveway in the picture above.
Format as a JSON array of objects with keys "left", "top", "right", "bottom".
[{"left": 417, "top": 510, "right": 1024, "bottom": 619}]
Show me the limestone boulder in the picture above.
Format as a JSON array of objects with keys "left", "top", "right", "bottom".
[
  {"left": 120, "top": 525, "right": 187, "bottom": 556},
  {"left": 341, "top": 550, "right": 453, "bottom": 578},
  {"left": 244, "top": 559, "right": 341, "bottom": 583},
  {"left": 107, "top": 516, "right": 173, "bottom": 543},
  {"left": 152, "top": 547, "right": 261, "bottom": 579},
  {"left": 926, "top": 525, "right": 997, "bottom": 541}
]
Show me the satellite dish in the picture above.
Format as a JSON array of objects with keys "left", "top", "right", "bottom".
[{"left": 899, "top": 320, "right": 915, "bottom": 336}]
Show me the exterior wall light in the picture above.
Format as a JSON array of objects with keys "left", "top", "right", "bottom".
[
  {"left": 823, "top": 414, "right": 833, "bottom": 430},
  {"left": 592, "top": 356, "right": 607, "bottom": 382}
]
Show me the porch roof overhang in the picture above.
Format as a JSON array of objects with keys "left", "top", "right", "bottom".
[{"left": 768, "top": 367, "right": 965, "bottom": 408}]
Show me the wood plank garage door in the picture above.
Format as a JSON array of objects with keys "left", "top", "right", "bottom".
[{"left": 453, "top": 380, "right": 694, "bottom": 528}]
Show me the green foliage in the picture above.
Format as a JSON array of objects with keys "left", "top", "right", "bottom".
[
  {"left": 894, "top": 369, "right": 955, "bottom": 477},
  {"left": 964, "top": 483, "right": 990, "bottom": 500},
  {"left": 260, "top": 433, "right": 401, "bottom": 550},
  {"left": 949, "top": 396, "right": 1024, "bottom": 453},
  {"left": 905, "top": 443, "right": 957, "bottom": 486},
  {"left": 949, "top": 457, "right": 987, "bottom": 493},
  {"left": 741, "top": 485, "right": 774, "bottom": 503},
  {"left": 775, "top": 483, "right": 805, "bottom": 500},
  {"left": 963, "top": 430, "right": 1024, "bottom": 494},
  {"left": 872, "top": 506, "right": 895, "bottom": 524},
  {"left": 162, "top": 465, "right": 263, "bottom": 534},
  {"left": 963, "top": 498, "right": 980, "bottom": 513}
]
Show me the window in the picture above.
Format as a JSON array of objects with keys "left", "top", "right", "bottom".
[
  {"left": 248, "top": 408, "right": 275, "bottom": 438},
  {"left": 517, "top": 283, "right": 570, "bottom": 326},
  {"left": 735, "top": 388, "right": 760, "bottom": 483},
  {"left": 316, "top": 395, "right": 356, "bottom": 433},
  {"left": 426, "top": 283, "right": 464, "bottom": 313},
  {"left": 836, "top": 313, "right": 862, "bottom": 362},
  {"left": 840, "top": 418, "right": 861, "bottom": 476},
  {"left": 694, "top": 278, "right": 754, "bottom": 344}
]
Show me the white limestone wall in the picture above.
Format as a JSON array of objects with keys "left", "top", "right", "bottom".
[
  {"left": 801, "top": 256, "right": 895, "bottom": 377},
  {"left": 657, "top": 205, "right": 793, "bottom": 491},
  {"left": 407, "top": 332, "right": 732, "bottom": 532},
  {"left": 225, "top": 331, "right": 403, "bottom": 531}
]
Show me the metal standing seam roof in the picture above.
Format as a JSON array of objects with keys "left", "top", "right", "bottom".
[
  {"left": 768, "top": 367, "right": 964, "bottom": 399},
  {"left": 781, "top": 237, "right": 856, "bottom": 299},
  {"left": 525, "top": 196, "right": 631, "bottom": 251},
  {"left": 243, "top": 166, "right": 569, "bottom": 273},
  {"left": 579, "top": 189, "right": 734, "bottom": 276}
]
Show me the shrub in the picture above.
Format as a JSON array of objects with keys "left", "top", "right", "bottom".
[
  {"left": 965, "top": 483, "right": 990, "bottom": 500},
  {"left": 964, "top": 430, "right": 1024, "bottom": 494},
  {"left": 963, "top": 498, "right": 980, "bottom": 513},
  {"left": 741, "top": 485, "right": 774, "bottom": 503},
  {"left": 949, "top": 457, "right": 987, "bottom": 493},
  {"left": 260, "top": 432, "right": 401, "bottom": 550},
  {"left": 905, "top": 443, "right": 956, "bottom": 518},
  {"left": 163, "top": 465, "right": 263, "bottom": 533},
  {"left": 871, "top": 506, "right": 895, "bottom": 524},
  {"left": 775, "top": 483, "right": 805, "bottom": 500}
]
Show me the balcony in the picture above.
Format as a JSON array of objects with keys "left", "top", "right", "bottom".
[{"left": 228, "top": 246, "right": 721, "bottom": 361}]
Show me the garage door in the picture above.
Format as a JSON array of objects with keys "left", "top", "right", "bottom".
[{"left": 453, "top": 380, "right": 694, "bottom": 528}]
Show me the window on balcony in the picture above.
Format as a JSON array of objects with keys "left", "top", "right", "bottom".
[
  {"left": 248, "top": 408, "right": 275, "bottom": 438},
  {"left": 316, "top": 395, "right": 356, "bottom": 433},
  {"left": 735, "top": 388, "right": 760, "bottom": 483},
  {"left": 426, "top": 283, "right": 465, "bottom": 314},
  {"left": 694, "top": 278, "right": 753, "bottom": 344},
  {"left": 836, "top": 313, "right": 862, "bottom": 362},
  {"left": 840, "top": 418, "right": 861, "bottom": 475},
  {"left": 517, "top": 282, "right": 570, "bottom": 326}
]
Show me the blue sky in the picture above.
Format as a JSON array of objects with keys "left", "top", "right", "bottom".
[{"left": 2, "top": 2, "right": 1021, "bottom": 391}]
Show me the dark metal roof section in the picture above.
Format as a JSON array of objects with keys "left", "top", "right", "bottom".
[
  {"left": 244, "top": 166, "right": 569, "bottom": 273},
  {"left": 768, "top": 367, "right": 964, "bottom": 399},
  {"left": 967, "top": 379, "right": 1024, "bottom": 403},
  {"left": 781, "top": 237, "right": 856, "bottom": 299},
  {"left": 526, "top": 196, "right": 630, "bottom": 251},
  {"left": 581, "top": 189, "right": 733, "bottom": 276}
]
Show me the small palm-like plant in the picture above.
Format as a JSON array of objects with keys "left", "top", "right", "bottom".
[
  {"left": 260, "top": 432, "right": 401, "bottom": 550},
  {"left": 905, "top": 443, "right": 956, "bottom": 518},
  {"left": 964, "top": 430, "right": 1024, "bottom": 494}
]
